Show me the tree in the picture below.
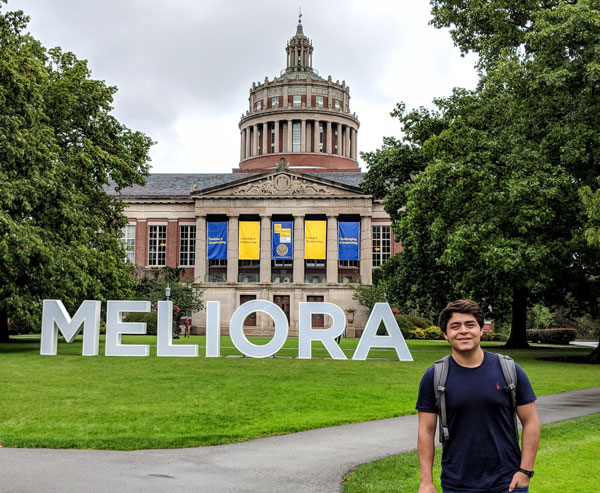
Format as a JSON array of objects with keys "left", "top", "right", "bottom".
[
  {"left": 0, "top": 3, "right": 153, "bottom": 341},
  {"left": 363, "top": 0, "right": 600, "bottom": 349},
  {"left": 132, "top": 267, "right": 204, "bottom": 329}
]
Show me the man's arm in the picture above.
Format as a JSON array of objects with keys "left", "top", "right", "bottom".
[
  {"left": 417, "top": 411, "right": 438, "bottom": 493},
  {"left": 508, "top": 401, "right": 540, "bottom": 492}
]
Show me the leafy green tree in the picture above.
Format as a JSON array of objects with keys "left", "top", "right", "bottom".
[
  {"left": 0, "top": 3, "right": 153, "bottom": 341},
  {"left": 363, "top": 0, "right": 600, "bottom": 349},
  {"left": 132, "top": 267, "right": 204, "bottom": 328}
]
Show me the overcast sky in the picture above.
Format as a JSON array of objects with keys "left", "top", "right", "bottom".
[{"left": 6, "top": 0, "right": 479, "bottom": 174}]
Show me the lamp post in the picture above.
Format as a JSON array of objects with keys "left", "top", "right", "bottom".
[{"left": 165, "top": 284, "right": 171, "bottom": 301}]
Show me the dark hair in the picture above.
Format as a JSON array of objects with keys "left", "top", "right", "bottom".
[{"left": 438, "top": 299, "right": 484, "bottom": 333}]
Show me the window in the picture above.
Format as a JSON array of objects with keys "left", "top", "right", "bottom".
[
  {"left": 312, "top": 87, "right": 317, "bottom": 93},
  {"left": 256, "top": 100, "right": 262, "bottom": 110},
  {"left": 317, "top": 88, "right": 322, "bottom": 94},
  {"left": 292, "top": 122, "right": 301, "bottom": 152},
  {"left": 305, "top": 259, "right": 325, "bottom": 267},
  {"left": 257, "top": 128, "right": 261, "bottom": 154},
  {"left": 293, "top": 95, "right": 301, "bottom": 107},
  {"left": 316, "top": 96, "right": 323, "bottom": 108},
  {"left": 148, "top": 225, "right": 166, "bottom": 266},
  {"left": 271, "top": 97, "right": 279, "bottom": 107},
  {"left": 372, "top": 225, "right": 391, "bottom": 267},
  {"left": 271, "top": 126, "right": 276, "bottom": 153},
  {"left": 121, "top": 224, "right": 135, "bottom": 264},
  {"left": 334, "top": 99, "right": 341, "bottom": 110},
  {"left": 179, "top": 225, "right": 196, "bottom": 266},
  {"left": 339, "top": 260, "right": 359, "bottom": 267},
  {"left": 209, "top": 259, "right": 227, "bottom": 267}
]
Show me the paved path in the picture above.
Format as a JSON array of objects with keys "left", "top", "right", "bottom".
[{"left": 1, "top": 387, "right": 599, "bottom": 493}]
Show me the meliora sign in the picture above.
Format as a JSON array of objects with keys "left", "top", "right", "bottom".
[{"left": 40, "top": 300, "right": 413, "bottom": 361}]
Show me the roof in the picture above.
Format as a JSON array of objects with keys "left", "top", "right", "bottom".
[{"left": 110, "top": 172, "right": 365, "bottom": 199}]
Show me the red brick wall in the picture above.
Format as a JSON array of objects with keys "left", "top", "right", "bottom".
[{"left": 135, "top": 219, "right": 147, "bottom": 266}]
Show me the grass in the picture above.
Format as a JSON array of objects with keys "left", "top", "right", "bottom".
[
  {"left": 342, "top": 413, "right": 600, "bottom": 492},
  {"left": 0, "top": 336, "right": 597, "bottom": 450}
]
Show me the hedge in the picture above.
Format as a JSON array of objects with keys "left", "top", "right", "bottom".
[{"left": 526, "top": 328, "right": 577, "bottom": 345}]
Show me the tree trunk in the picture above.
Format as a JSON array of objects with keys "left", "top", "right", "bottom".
[
  {"left": 504, "top": 286, "right": 529, "bottom": 349},
  {"left": 0, "top": 308, "right": 9, "bottom": 343}
]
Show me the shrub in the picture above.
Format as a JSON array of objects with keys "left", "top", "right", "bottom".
[
  {"left": 526, "top": 328, "right": 577, "bottom": 345},
  {"left": 404, "top": 315, "right": 434, "bottom": 329},
  {"left": 394, "top": 314, "right": 417, "bottom": 338},
  {"left": 481, "top": 330, "right": 508, "bottom": 342},
  {"left": 410, "top": 328, "right": 426, "bottom": 339},
  {"left": 123, "top": 312, "right": 158, "bottom": 335},
  {"left": 423, "top": 326, "right": 444, "bottom": 340}
]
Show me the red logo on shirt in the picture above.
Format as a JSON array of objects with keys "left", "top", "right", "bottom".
[{"left": 496, "top": 383, "right": 501, "bottom": 390}]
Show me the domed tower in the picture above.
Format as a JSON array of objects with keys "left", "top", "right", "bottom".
[{"left": 237, "top": 16, "right": 360, "bottom": 173}]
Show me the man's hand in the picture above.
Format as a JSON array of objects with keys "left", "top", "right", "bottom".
[
  {"left": 508, "top": 471, "right": 531, "bottom": 491},
  {"left": 418, "top": 481, "right": 438, "bottom": 493}
]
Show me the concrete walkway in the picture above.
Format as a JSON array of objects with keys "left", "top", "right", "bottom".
[{"left": 1, "top": 387, "right": 599, "bottom": 493}]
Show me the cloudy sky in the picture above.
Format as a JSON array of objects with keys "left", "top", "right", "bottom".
[{"left": 6, "top": 0, "right": 479, "bottom": 174}]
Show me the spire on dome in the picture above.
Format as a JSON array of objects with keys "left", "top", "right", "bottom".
[{"left": 285, "top": 11, "right": 313, "bottom": 74}]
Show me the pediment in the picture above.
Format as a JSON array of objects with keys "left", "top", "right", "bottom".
[{"left": 193, "top": 171, "right": 364, "bottom": 198}]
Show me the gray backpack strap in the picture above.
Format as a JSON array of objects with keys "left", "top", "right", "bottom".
[
  {"left": 433, "top": 355, "right": 451, "bottom": 444},
  {"left": 497, "top": 353, "right": 519, "bottom": 446}
]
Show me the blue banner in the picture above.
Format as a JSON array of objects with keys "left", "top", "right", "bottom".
[
  {"left": 207, "top": 222, "right": 228, "bottom": 260},
  {"left": 338, "top": 222, "right": 360, "bottom": 261},
  {"left": 272, "top": 221, "right": 293, "bottom": 259}
]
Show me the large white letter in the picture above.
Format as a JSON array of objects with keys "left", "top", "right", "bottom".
[
  {"left": 205, "top": 301, "right": 221, "bottom": 358},
  {"left": 352, "top": 303, "right": 413, "bottom": 361},
  {"left": 41, "top": 300, "right": 101, "bottom": 356},
  {"left": 105, "top": 300, "right": 150, "bottom": 357},
  {"left": 229, "top": 300, "right": 287, "bottom": 358},
  {"left": 298, "top": 302, "right": 346, "bottom": 360},
  {"left": 156, "top": 301, "right": 198, "bottom": 357}
]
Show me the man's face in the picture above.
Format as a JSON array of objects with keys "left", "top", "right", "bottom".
[{"left": 443, "top": 312, "right": 483, "bottom": 353}]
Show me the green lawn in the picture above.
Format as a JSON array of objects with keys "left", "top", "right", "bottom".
[
  {"left": 0, "top": 336, "right": 597, "bottom": 450},
  {"left": 342, "top": 413, "right": 600, "bottom": 492}
]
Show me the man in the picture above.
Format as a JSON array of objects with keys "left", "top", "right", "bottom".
[{"left": 416, "top": 300, "right": 540, "bottom": 493}]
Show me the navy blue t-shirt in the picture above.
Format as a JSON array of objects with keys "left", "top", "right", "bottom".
[{"left": 416, "top": 351, "right": 536, "bottom": 492}]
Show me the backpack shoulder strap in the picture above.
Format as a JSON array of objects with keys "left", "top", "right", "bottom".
[
  {"left": 433, "top": 355, "right": 451, "bottom": 444},
  {"left": 497, "top": 353, "right": 519, "bottom": 445}
]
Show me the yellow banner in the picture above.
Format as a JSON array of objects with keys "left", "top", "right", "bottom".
[
  {"left": 239, "top": 222, "right": 260, "bottom": 260},
  {"left": 305, "top": 221, "right": 326, "bottom": 259}
]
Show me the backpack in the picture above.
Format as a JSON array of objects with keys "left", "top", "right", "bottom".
[{"left": 433, "top": 353, "right": 519, "bottom": 445}]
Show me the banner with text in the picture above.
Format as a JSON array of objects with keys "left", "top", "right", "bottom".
[
  {"left": 239, "top": 221, "right": 260, "bottom": 260},
  {"left": 207, "top": 222, "right": 228, "bottom": 260},
  {"left": 338, "top": 222, "right": 360, "bottom": 261},
  {"left": 272, "top": 221, "right": 293, "bottom": 259},
  {"left": 305, "top": 220, "right": 326, "bottom": 259}
]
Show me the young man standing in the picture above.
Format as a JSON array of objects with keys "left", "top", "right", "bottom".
[{"left": 416, "top": 300, "right": 540, "bottom": 493}]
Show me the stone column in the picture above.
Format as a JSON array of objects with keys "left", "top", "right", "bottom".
[
  {"left": 262, "top": 122, "right": 268, "bottom": 156},
  {"left": 351, "top": 128, "right": 357, "bottom": 159},
  {"left": 227, "top": 215, "right": 239, "bottom": 283},
  {"left": 240, "top": 130, "right": 245, "bottom": 161},
  {"left": 274, "top": 120, "right": 280, "bottom": 153},
  {"left": 313, "top": 120, "right": 319, "bottom": 153},
  {"left": 194, "top": 215, "right": 206, "bottom": 283},
  {"left": 345, "top": 125, "right": 351, "bottom": 157},
  {"left": 360, "top": 215, "right": 373, "bottom": 285},
  {"left": 300, "top": 119, "right": 307, "bottom": 152},
  {"left": 245, "top": 127, "right": 251, "bottom": 159},
  {"left": 287, "top": 119, "right": 293, "bottom": 153},
  {"left": 251, "top": 125, "right": 257, "bottom": 156},
  {"left": 260, "top": 214, "right": 270, "bottom": 283},
  {"left": 293, "top": 215, "right": 304, "bottom": 284},
  {"left": 326, "top": 121, "right": 332, "bottom": 155},
  {"left": 336, "top": 123, "right": 342, "bottom": 156},
  {"left": 326, "top": 214, "right": 337, "bottom": 283}
]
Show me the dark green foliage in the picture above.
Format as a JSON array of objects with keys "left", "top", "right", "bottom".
[
  {"left": 124, "top": 312, "right": 157, "bottom": 335},
  {"left": 526, "top": 328, "right": 577, "bottom": 345},
  {"left": 0, "top": 3, "right": 153, "bottom": 340},
  {"left": 363, "top": 0, "right": 600, "bottom": 352},
  {"left": 133, "top": 267, "right": 203, "bottom": 326},
  {"left": 403, "top": 315, "right": 433, "bottom": 330}
]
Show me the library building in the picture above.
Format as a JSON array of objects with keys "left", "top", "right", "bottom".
[{"left": 114, "top": 19, "right": 401, "bottom": 335}]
